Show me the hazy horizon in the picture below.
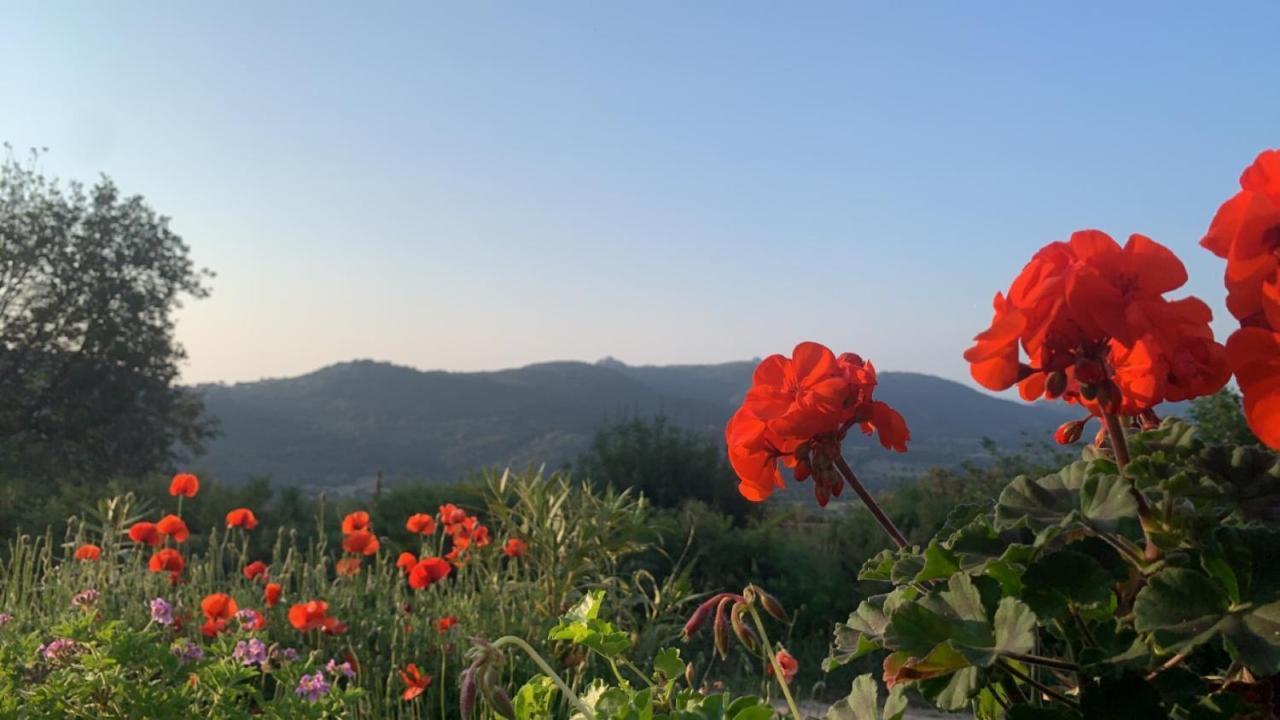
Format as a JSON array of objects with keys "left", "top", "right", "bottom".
[{"left": 4, "top": 3, "right": 1277, "bottom": 390}]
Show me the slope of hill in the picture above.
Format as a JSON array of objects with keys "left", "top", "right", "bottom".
[{"left": 193, "top": 358, "right": 1074, "bottom": 491}]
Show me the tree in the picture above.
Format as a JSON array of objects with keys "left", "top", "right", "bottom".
[
  {"left": 1188, "top": 388, "right": 1258, "bottom": 447},
  {"left": 0, "top": 152, "right": 214, "bottom": 480}
]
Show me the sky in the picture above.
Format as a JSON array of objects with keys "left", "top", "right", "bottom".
[{"left": 2, "top": 3, "right": 1277, "bottom": 388}]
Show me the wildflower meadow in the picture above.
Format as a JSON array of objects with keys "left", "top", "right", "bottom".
[{"left": 1, "top": 147, "right": 1279, "bottom": 719}]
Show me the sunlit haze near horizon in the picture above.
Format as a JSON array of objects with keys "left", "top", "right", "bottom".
[{"left": 3, "top": 3, "right": 1278, "bottom": 388}]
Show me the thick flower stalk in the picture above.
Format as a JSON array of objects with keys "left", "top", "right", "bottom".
[{"left": 725, "top": 341, "right": 911, "bottom": 547}]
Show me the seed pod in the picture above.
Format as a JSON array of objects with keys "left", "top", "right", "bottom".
[
  {"left": 713, "top": 596, "right": 732, "bottom": 659},
  {"left": 729, "top": 602, "right": 758, "bottom": 653}
]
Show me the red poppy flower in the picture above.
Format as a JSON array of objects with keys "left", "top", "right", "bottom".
[
  {"left": 470, "top": 525, "right": 490, "bottom": 547},
  {"left": 148, "top": 548, "right": 185, "bottom": 575},
  {"left": 128, "top": 521, "right": 162, "bottom": 547},
  {"left": 503, "top": 538, "right": 527, "bottom": 558},
  {"left": 225, "top": 508, "right": 258, "bottom": 530},
  {"left": 169, "top": 473, "right": 200, "bottom": 498},
  {"left": 201, "top": 618, "right": 226, "bottom": 637},
  {"left": 156, "top": 514, "right": 190, "bottom": 543},
  {"left": 341, "top": 511, "right": 370, "bottom": 535},
  {"left": 767, "top": 649, "right": 799, "bottom": 683},
  {"left": 405, "top": 513, "right": 437, "bottom": 535},
  {"left": 436, "top": 616, "right": 458, "bottom": 633},
  {"left": 242, "top": 561, "right": 269, "bottom": 582},
  {"left": 289, "top": 600, "right": 340, "bottom": 632},
  {"left": 264, "top": 582, "right": 283, "bottom": 608},
  {"left": 396, "top": 551, "right": 418, "bottom": 572},
  {"left": 400, "top": 663, "right": 432, "bottom": 701},
  {"left": 201, "top": 592, "right": 238, "bottom": 621},
  {"left": 408, "top": 557, "right": 451, "bottom": 590},
  {"left": 336, "top": 557, "right": 363, "bottom": 576},
  {"left": 341, "top": 529, "right": 380, "bottom": 556},
  {"left": 1226, "top": 327, "right": 1280, "bottom": 449},
  {"left": 74, "top": 544, "right": 101, "bottom": 561},
  {"left": 437, "top": 503, "right": 467, "bottom": 528}
]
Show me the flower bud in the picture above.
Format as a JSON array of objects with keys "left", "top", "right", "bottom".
[
  {"left": 729, "top": 602, "right": 758, "bottom": 653},
  {"left": 1094, "top": 425, "right": 1109, "bottom": 448},
  {"left": 459, "top": 668, "right": 477, "bottom": 717},
  {"left": 487, "top": 687, "right": 515, "bottom": 719},
  {"left": 684, "top": 662, "right": 694, "bottom": 687},
  {"left": 1080, "top": 382, "right": 1098, "bottom": 401},
  {"left": 1074, "top": 358, "right": 1106, "bottom": 385},
  {"left": 1139, "top": 409, "right": 1160, "bottom": 431},
  {"left": 713, "top": 597, "right": 732, "bottom": 659},
  {"left": 1045, "top": 370, "right": 1068, "bottom": 399},
  {"left": 682, "top": 595, "right": 721, "bottom": 640},
  {"left": 1054, "top": 420, "right": 1085, "bottom": 445},
  {"left": 752, "top": 586, "right": 789, "bottom": 623}
]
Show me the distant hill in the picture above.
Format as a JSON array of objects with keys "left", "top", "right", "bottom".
[{"left": 192, "top": 358, "right": 1076, "bottom": 492}]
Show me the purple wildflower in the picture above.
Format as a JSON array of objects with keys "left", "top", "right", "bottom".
[
  {"left": 149, "top": 598, "right": 175, "bottom": 626},
  {"left": 171, "top": 639, "right": 204, "bottom": 663},
  {"left": 233, "top": 638, "right": 268, "bottom": 667},
  {"left": 38, "top": 638, "right": 79, "bottom": 663},
  {"left": 0, "top": 613, "right": 12, "bottom": 629},
  {"left": 273, "top": 646, "right": 299, "bottom": 664},
  {"left": 295, "top": 671, "right": 331, "bottom": 702},
  {"left": 71, "top": 589, "right": 100, "bottom": 607},
  {"left": 325, "top": 658, "right": 356, "bottom": 679}
]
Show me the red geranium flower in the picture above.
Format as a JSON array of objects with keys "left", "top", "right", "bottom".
[
  {"left": 341, "top": 511, "right": 370, "bottom": 534},
  {"left": 1226, "top": 328, "right": 1280, "bottom": 448},
  {"left": 148, "top": 548, "right": 185, "bottom": 576},
  {"left": 503, "top": 538, "right": 527, "bottom": 557},
  {"left": 1202, "top": 148, "right": 1280, "bottom": 327},
  {"left": 405, "top": 513, "right": 437, "bottom": 535},
  {"left": 408, "top": 557, "right": 451, "bottom": 590},
  {"left": 243, "top": 561, "right": 269, "bottom": 582},
  {"left": 400, "top": 663, "right": 432, "bottom": 701},
  {"left": 169, "top": 473, "right": 200, "bottom": 498},
  {"left": 264, "top": 582, "right": 283, "bottom": 608},
  {"left": 225, "top": 508, "right": 258, "bottom": 530},
  {"left": 156, "top": 514, "right": 190, "bottom": 543},
  {"left": 341, "top": 529, "right": 380, "bottom": 556},
  {"left": 74, "top": 544, "right": 101, "bottom": 561},
  {"left": 128, "top": 521, "right": 162, "bottom": 547}
]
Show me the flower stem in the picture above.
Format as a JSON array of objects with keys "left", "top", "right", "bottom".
[
  {"left": 1102, "top": 411, "right": 1160, "bottom": 562},
  {"left": 490, "top": 636, "right": 596, "bottom": 720},
  {"left": 746, "top": 606, "right": 803, "bottom": 720},
  {"left": 1000, "top": 651, "right": 1079, "bottom": 672},
  {"left": 833, "top": 456, "right": 909, "bottom": 549},
  {"left": 998, "top": 659, "right": 1078, "bottom": 707}
]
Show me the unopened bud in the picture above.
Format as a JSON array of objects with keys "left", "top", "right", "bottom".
[
  {"left": 487, "top": 687, "right": 515, "bottom": 719},
  {"left": 459, "top": 668, "right": 478, "bottom": 717},
  {"left": 1080, "top": 383, "right": 1098, "bottom": 401},
  {"left": 713, "top": 597, "right": 732, "bottom": 659},
  {"left": 1139, "top": 409, "right": 1160, "bottom": 430},
  {"left": 684, "top": 662, "right": 694, "bottom": 686},
  {"left": 1094, "top": 425, "right": 1109, "bottom": 448},
  {"left": 683, "top": 595, "right": 721, "bottom": 640},
  {"left": 1045, "top": 371, "right": 1068, "bottom": 399},
  {"left": 754, "top": 586, "right": 789, "bottom": 623},
  {"left": 730, "top": 602, "right": 758, "bottom": 653},
  {"left": 1054, "top": 420, "right": 1085, "bottom": 445}
]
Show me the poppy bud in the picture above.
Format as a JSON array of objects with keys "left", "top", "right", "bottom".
[
  {"left": 682, "top": 595, "right": 721, "bottom": 640},
  {"left": 713, "top": 597, "right": 732, "bottom": 659},
  {"left": 1054, "top": 420, "right": 1085, "bottom": 445},
  {"left": 1045, "top": 371, "right": 1068, "bottom": 399},
  {"left": 730, "top": 603, "right": 758, "bottom": 653}
]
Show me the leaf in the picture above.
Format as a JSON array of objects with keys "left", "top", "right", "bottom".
[
  {"left": 514, "top": 675, "right": 558, "bottom": 720},
  {"left": 1020, "top": 550, "right": 1116, "bottom": 619},
  {"left": 826, "top": 674, "right": 907, "bottom": 720},
  {"left": 918, "top": 666, "right": 980, "bottom": 711},
  {"left": 653, "top": 648, "right": 684, "bottom": 682},
  {"left": 549, "top": 590, "right": 632, "bottom": 658},
  {"left": 914, "top": 542, "right": 960, "bottom": 583},
  {"left": 995, "top": 465, "right": 1137, "bottom": 542}
]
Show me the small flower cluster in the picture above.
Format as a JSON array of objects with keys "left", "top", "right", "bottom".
[
  {"left": 295, "top": 671, "right": 331, "bottom": 702},
  {"left": 70, "top": 588, "right": 100, "bottom": 608},
  {"left": 338, "top": 511, "right": 379, "bottom": 576},
  {"left": 37, "top": 638, "right": 80, "bottom": 664}
]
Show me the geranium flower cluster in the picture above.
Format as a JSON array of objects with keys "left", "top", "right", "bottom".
[
  {"left": 1202, "top": 148, "right": 1280, "bottom": 448},
  {"left": 725, "top": 342, "right": 910, "bottom": 506},
  {"left": 966, "top": 230, "right": 1229, "bottom": 433}
]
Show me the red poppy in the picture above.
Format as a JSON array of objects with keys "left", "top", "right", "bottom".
[
  {"left": 396, "top": 551, "right": 418, "bottom": 573},
  {"left": 437, "top": 503, "right": 467, "bottom": 528},
  {"left": 242, "top": 561, "right": 269, "bottom": 582},
  {"left": 400, "top": 663, "right": 432, "bottom": 701},
  {"left": 225, "top": 508, "right": 258, "bottom": 530},
  {"left": 767, "top": 649, "right": 799, "bottom": 683},
  {"left": 436, "top": 616, "right": 458, "bottom": 633},
  {"left": 156, "top": 514, "right": 190, "bottom": 543},
  {"left": 470, "top": 525, "right": 490, "bottom": 547},
  {"left": 148, "top": 548, "right": 185, "bottom": 575},
  {"left": 1226, "top": 327, "right": 1280, "bottom": 448},
  {"left": 288, "top": 600, "right": 342, "bottom": 633},
  {"left": 408, "top": 557, "right": 451, "bottom": 590},
  {"left": 128, "top": 521, "right": 162, "bottom": 547},
  {"left": 169, "top": 473, "right": 200, "bottom": 498},
  {"left": 336, "top": 557, "right": 363, "bottom": 576},
  {"left": 264, "top": 582, "right": 283, "bottom": 608},
  {"left": 201, "top": 618, "right": 226, "bottom": 638},
  {"left": 341, "top": 529, "right": 380, "bottom": 556},
  {"left": 201, "top": 592, "right": 238, "bottom": 621},
  {"left": 503, "top": 538, "right": 527, "bottom": 557},
  {"left": 341, "top": 511, "right": 370, "bottom": 535},
  {"left": 405, "top": 513, "right": 437, "bottom": 535},
  {"left": 74, "top": 544, "right": 101, "bottom": 561}
]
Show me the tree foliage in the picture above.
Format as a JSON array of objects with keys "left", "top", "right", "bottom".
[{"left": 0, "top": 153, "right": 213, "bottom": 480}]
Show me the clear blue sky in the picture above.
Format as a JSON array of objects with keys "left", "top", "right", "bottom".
[{"left": 2, "top": 3, "right": 1277, "bottom": 387}]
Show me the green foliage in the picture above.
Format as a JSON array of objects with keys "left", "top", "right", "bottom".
[
  {"left": 0, "top": 154, "right": 214, "bottom": 481},
  {"left": 1189, "top": 389, "right": 1259, "bottom": 447},
  {"left": 827, "top": 419, "right": 1280, "bottom": 719}
]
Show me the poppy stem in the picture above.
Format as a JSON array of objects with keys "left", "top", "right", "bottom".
[{"left": 833, "top": 456, "right": 909, "bottom": 549}]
